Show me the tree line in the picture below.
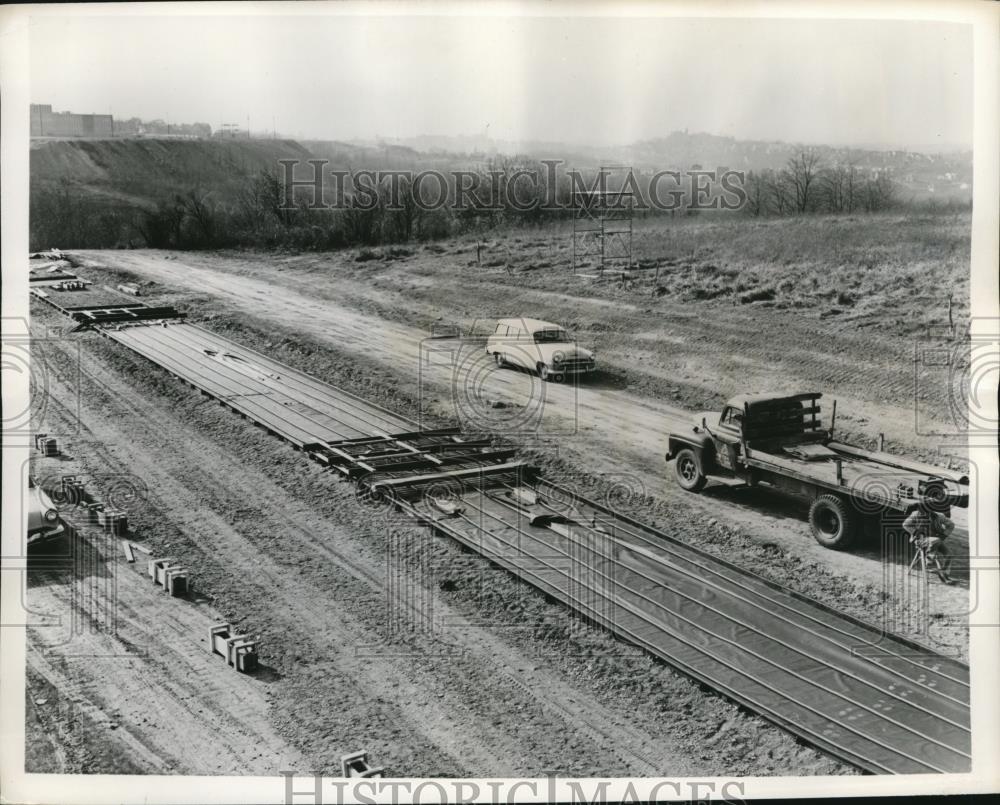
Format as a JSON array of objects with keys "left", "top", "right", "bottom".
[
  {"left": 741, "top": 149, "right": 900, "bottom": 216},
  {"left": 30, "top": 148, "right": 959, "bottom": 251}
]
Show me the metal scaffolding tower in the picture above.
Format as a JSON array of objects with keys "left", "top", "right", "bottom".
[{"left": 572, "top": 167, "right": 634, "bottom": 276}]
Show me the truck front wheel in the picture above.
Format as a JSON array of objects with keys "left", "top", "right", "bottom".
[
  {"left": 808, "top": 494, "right": 856, "bottom": 550},
  {"left": 674, "top": 448, "right": 707, "bottom": 492}
]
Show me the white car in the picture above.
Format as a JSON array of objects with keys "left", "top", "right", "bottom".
[
  {"left": 485, "top": 317, "right": 596, "bottom": 382},
  {"left": 27, "top": 476, "right": 65, "bottom": 545}
]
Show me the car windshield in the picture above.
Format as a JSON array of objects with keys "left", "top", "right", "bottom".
[{"left": 533, "top": 329, "right": 568, "bottom": 344}]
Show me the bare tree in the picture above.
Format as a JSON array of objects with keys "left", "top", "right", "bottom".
[
  {"left": 787, "top": 149, "right": 823, "bottom": 213},
  {"left": 743, "top": 170, "right": 768, "bottom": 217},
  {"left": 765, "top": 169, "right": 793, "bottom": 215},
  {"left": 181, "top": 189, "right": 218, "bottom": 245},
  {"left": 821, "top": 167, "right": 840, "bottom": 213},
  {"left": 844, "top": 164, "right": 860, "bottom": 213},
  {"left": 862, "top": 169, "right": 898, "bottom": 212}
]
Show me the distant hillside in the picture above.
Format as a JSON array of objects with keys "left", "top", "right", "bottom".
[
  {"left": 377, "top": 130, "right": 973, "bottom": 202},
  {"left": 31, "top": 137, "right": 313, "bottom": 205},
  {"left": 29, "top": 137, "right": 315, "bottom": 249},
  {"left": 623, "top": 132, "right": 972, "bottom": 202}
]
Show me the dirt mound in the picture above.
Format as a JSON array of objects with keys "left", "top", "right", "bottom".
[
  {"left": 31, "top": 137, "right": 312, "bottom": 201},
  {"left": 29, "top": 138, "right": 316, "bottom": 250}
]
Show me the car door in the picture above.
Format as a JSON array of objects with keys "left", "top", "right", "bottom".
[{"left": 488, "top": 322, "right": 507, "bottom": 355}]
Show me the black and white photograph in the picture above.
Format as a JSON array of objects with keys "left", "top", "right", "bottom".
[{"left": 1, "top": 2, "right": 998, "bottom": 803}]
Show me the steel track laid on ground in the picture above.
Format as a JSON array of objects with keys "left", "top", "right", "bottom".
[
  {"left": 34, "top": 294, "right": 970, "bottom": 774},
  {"left": 405, "top": 483, "right": 968, "bottom": 774}
]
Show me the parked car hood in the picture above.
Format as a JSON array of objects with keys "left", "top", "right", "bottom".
[{"left": 536, "top": 343, "right": 594, "bottom": 362}]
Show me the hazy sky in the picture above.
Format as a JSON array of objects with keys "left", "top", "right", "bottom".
[{"left": 29, "top": 12, "right": 973, "bottom": 149}]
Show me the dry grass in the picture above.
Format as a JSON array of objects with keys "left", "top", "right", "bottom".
[{"left": 627, "top": 212, "right": 971, "bottom": 327}]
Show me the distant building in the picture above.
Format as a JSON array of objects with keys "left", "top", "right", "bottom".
[{"left": 31, "top": 104, "right": 114, "bottom": 137}]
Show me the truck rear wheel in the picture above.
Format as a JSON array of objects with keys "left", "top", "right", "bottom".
[
  {"left": 809, "top": 494, "right": 856, "bottom": 549},
  {"left": 674, "top": 449, "right": 707, "bottom": 492}
]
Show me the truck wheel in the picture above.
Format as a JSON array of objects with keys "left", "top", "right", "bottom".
[
  {"left": 674, "top": 449, "right": 707, "bottom": 492},
  {"left": 808, "top": 494, "right": 856, "bottom": 549}
]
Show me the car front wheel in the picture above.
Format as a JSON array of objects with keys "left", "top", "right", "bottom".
[{"left": 538, "top": 364, "right": 563, "bottom": 383}]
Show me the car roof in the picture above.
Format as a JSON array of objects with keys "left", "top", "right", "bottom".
[{"left": 496, "top": 317, "right": 563, "bottom": 333}]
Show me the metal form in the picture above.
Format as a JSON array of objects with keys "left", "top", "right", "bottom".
[
  {"left": 37, "top": 283, "right": 970, "bottom": 774},
  {"left": 68, "top": 307, "right": 186, "bottom": 332},
  {"left": 340, "top": 751, "right": 385, "bottom": 779},
  {"left": 35, "top": 433, "right": 59, "bottom": 456},
  {"left": 94, "top": 505, "right": 128, "bottom": 537},
  {"left": 61, "top": 475, "right": 86, "bottom": 504},
  {"left": 30, "top": 281, "right": 183, "bottom": 330},
  {"left": 148, "top": 557, "right": 189, "bottom": 596},
  {"left": 29, "top": 269, "right": 80, "bottom": 284},
  {"left": 572, "top": 166, "right": 634, "bottom": 276},
  {"left": 209, "top": 623, "right": 259, "bottom": 673},
  {"left": 310, "top": 429, "right": 523, "bottom": 497}
]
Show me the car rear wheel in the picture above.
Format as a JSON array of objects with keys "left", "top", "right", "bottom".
[
  {"left": 808, "top": 494, "right": 857, "bottom": 549},
  {"left": 674, "top": 448, "right": 707, "bottom": 492}
]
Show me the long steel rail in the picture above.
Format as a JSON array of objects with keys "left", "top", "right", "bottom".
[{"left": 409, "top": 485, "right": 968, "bottom": 774}]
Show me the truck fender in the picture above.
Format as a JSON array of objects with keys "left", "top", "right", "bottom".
[{"left": 665, "top": 433, "right": 716, "bottom": 472}]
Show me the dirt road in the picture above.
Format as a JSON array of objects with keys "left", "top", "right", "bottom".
[{"left": 70, "top": 250, "right": 971, "bottom": 607}]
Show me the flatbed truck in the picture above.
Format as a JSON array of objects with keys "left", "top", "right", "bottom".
[{"left": 665, "top": 392, "right": 969, "bottom": 549}]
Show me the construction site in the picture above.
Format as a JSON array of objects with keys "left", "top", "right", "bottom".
[
  {"left": 10, "top": 9, "right": 997, "bottom": 797},
  {"left": 20, "top": 237, "right": 976, "bottom": 778}
]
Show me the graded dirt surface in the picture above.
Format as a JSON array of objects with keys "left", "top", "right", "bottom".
[
  {"left": 25, "top": 214, "right": 972, "bottom": 776},
  {"left": 26, "top": 301, "right": 849, "bottom": 777}
]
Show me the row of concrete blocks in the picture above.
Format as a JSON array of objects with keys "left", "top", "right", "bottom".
[
  {"left": 147, "top": 557, "right": 189, "bottom": 597},
  {"left": 209, "top": 623, "right": 259, "bottom": 673}
]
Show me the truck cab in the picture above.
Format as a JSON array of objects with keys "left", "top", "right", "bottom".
[{"left": 667, "top": 393, "right": 826, "bottom": 488}]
